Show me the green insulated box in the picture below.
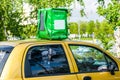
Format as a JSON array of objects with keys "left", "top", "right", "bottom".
[{"left": 37, "top": 8, "right": 68, "bottom": 40}]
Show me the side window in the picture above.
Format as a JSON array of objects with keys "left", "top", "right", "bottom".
[
  {"left": 25, "top": 44, "right": 70, "bottom": 77},
  {"left": 69, "top": 45, "right": 118, "bottom": 73}
]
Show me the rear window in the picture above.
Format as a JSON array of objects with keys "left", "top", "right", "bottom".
[{"left": 0, "top": 45, "right": 14, "bottom": 75}]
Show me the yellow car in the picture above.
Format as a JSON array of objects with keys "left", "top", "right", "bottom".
[{"left": 0, "top": 40, "right": 120, "bottom": 80}]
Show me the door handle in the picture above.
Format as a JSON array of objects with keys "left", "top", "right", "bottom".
[{"left": 83, "top": 76, "right": 91, "bottom": 80}]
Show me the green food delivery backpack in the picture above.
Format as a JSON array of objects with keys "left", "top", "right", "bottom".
[{"left": 37, "top": 8, "right": 68, "bottom": 40}]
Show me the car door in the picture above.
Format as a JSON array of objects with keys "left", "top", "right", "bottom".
[
  {"left": 68, "top": 43, "right": 120, "bottom": 80},
  {"left": 22, "top": 43, "right": 78, "bottom": 80}
]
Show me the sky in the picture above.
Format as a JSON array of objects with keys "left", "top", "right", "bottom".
[{"left": 69, "top": 0, "right": 105, "bottom": 22}]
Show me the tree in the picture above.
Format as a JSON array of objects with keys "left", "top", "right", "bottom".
[
  {"left": 0, "top": 0, "right": 38, "bottom": 40},
  {"left": 20, "top": 25, "right": 36, "bottom": 39},
  {"left": 97, "top": 0, "right": 120, "bottom": 53},
  {"left": 97, "top": 0, "right": 120, "bottom": 27},
  {"left": 0, "top": 0, "right": 23, "bottom": 40},
  {"left": 0, "top": 27, "right": 5, "bottom": 41},
  {"left": 68, "top": 22, "right": 78, "bottom": 34},
  {"left": 87, "top": 20, "right": 95, "bottom": 37},
  {"left": 79, "top": 21, "right": 87, "bottom": 37},
  {"left": 95, "top": 20, "right": 114, "bottom": 50},
  {"left": 0, "top": 0, "right": 115, "bottom": 41},
  {"left": 94, "top": 20, "right": 100, "bottom": 32},
  {"left": 24, "top": 0, "right": 73, "bottom": 21},
  {"left": 25, "top": 0, "right": 73, "bottom": 8},
  {"left": 76, "top": 0, "right": 116, "bottom": 50}
]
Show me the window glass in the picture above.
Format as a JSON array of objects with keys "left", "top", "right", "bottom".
[
  {"left": 69, "top": 45, "right": 118, "bottom": 73},
  {"left": 105, "top": 56, "right": 118, "bottom": 71},
  {"left": 0, "top": 45, "right": 14, "bottom": 75},
  {"left": 25, "top": 44, "right": 70, "bottom": 77}
]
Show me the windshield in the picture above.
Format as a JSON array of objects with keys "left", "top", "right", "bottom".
[{"left": 0, "top": 45, "right": 14, "bottom": 76}]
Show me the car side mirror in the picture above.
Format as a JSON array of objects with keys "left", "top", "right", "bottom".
[{"left": 108, "top": 62, "right": 115, "bottom": 75}]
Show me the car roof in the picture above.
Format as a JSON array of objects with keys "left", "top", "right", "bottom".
[
  {"left": 0, "top": 39, "right": 99, "bottom": 48},
  {"left": 0, "top": 39, "right": 49, "bottom": 47}
]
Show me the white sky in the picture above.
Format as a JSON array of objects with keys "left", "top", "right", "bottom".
[{"left": 69, "top": 0, "right": 106, "bottom": 22}]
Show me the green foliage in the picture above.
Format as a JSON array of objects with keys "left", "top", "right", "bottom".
[
  {"left": 96, "top": 0, "right": 120, "bottom": 50},
  {"left": 0, "top": 27, "right": 5, "bottom": 41},
  {"left": 95, "top": 20, "right": 114, "bottom": 50},
  {"left": 25, "top": 0, "right": 73, "bottom": 8},
  {"left": 78, "top": 20, "right": 114, "bottom": 50},
  {"left": 68, "top": 22, "right": 78, "bottom": 34},
  {"left": 97, "top": 0, "right": 105, "bottom": 6},
  {"left": 20, "top": 25, "right": 37, "bottom": 39},
  {"left": 80, "top": 9, "right": 86, "bottom": 17},
  {"left": 0, "top": 0, "right": 23, "bottom": 40},
  {"left": 97, "top": 0, "right": 120, "bottom": 27},
  {"left": 79, "top": 20, "right": 95, "bottom": 38},
  {"left": 79, "top": 21, "right": 88, "bottom": 34},
  {"left": 87, "top": 21, "right": 95, "bottom": 34},
  {"left": 0, "top": 0, "right": 116, "bottom": 42},
  {"left": 94, "top": 20, "right": 100, "bottom": 31}
]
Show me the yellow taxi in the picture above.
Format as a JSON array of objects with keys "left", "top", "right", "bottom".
[{"left": 0, "top": 40, "right": 120, "bottom": 80}]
